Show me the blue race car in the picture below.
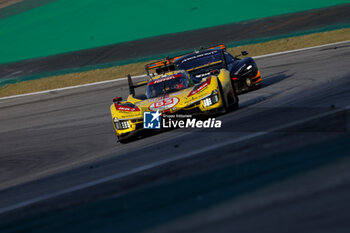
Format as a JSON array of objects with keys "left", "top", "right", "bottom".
[{"left": 152, "top": 44, "right": 262, "bottom": 94}]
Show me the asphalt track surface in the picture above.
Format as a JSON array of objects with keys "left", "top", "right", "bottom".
[
  {"left": 0, "top": 42, "right": 350, "bottom": 232},
  {"left": 0, "top": 3, "right": 349, "bottom": 81}
]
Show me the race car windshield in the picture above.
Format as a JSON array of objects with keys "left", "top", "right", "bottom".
[
  {"left": 177, "top": 50, "right": 234, "bottom": 71},
  {"left": 147, "top": 73, "right": 189, "bottom": 98}
]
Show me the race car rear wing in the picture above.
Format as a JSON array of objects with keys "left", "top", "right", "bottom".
[
  {"left": 144, "top": 44, "right": 227, "bottom": 75},
  {"left": 127, "top": 74, "right": 148, "bottom": 96},
  {"left": 183, "top": 49, "right": 228, "bottom": 72},
  {"left": 144, "top": 57, "right": 180, "bottom": 76}
]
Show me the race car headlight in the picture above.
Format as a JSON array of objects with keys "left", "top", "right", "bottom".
[
  {"left": 243, "top": 64, "right": 254, "bottom": 73},
  {"left": 241, "top": 64, "right": 257, "bottom": 77},
  {"left": 113, "top": 118, "right": 130, "bottom": 130},
  {"left": 120, "top": 120, "right": 130, "bottom": 129},
  {"left": 203, "top": 98, "right": 212, "bottom": 107},
  {"left": 202, "top": 90, "right": 219, "bottom": 107}
]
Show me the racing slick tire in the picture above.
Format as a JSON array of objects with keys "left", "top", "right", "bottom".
[
  {"left": 228, "top": 77, "right": 239, "bottom": 110},
  {"left": 117, "top": 134, "right": 134, "bottom": 144},
  {"left": 247, "top": 82, "right": 263, "bottom": 92},
  {"left": 245, "top": 77, "right": 253, "bottom": 88},
  {"left": 229, "top": 95, "right": 239, "bottom": 111},
  {"left": 117, "top": 135, "right": 127, "bottom": 144},
  {"left": 232, "top": 76, "right": 262, "bottom": 94},
  {"left": 218, "top": 81, "right": 228, "bottom": 114}
]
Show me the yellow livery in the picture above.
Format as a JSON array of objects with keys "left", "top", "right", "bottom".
[{"left": 110, "top": 52, "right": 239, "bottom": 143}]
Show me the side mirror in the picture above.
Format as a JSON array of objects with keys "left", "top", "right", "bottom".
[
  {"left": 241, "top": 51, "right": 248, "bottom": 56},
  {"left": 113, "top": 97, "right": 122, "bottom": 103}
]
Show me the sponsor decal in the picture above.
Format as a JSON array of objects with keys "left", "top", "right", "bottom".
[
  {"left": 143, "top": 110, "right": 161, "bottom": 129},
  {"left": 188, "top": 78, "right": 211, "bottom": 97},
  {"left": 115, "top": 104, "right": 140, "bottom": 112},
  {"left": 180, "top": 50, "right": 218, "bottom": 63},
  {"left": 149, "top": 97, "right": 179, "bottom": 111},
  {"left": 195, "top": 72, "right": 211, "bottom": 78},
  {"left": 148, "top": 74, "right": 183, "bottom": 85}
]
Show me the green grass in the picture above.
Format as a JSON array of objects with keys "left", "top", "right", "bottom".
[{"left": 0, "top": 0, "right": 348, "bottom": 64}]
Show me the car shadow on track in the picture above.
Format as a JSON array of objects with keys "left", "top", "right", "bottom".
[{"left": 118, "top": 72, "right": 292, "bottom": 144}]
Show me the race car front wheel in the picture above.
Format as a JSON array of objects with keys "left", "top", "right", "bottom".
[
  {"left": 245, "top": 78, "right": 252, "bottom": 87},
  {"left": 218, "top": 81, "right": 228, "bottom": 113},
  {"left": 117, "top": 133, "right": 135, "bottom": 144},
  {"left": 117, "top": 135, "right": 127, "bottom": 144}
]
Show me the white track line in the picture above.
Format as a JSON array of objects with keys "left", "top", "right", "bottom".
[
  {"left": 253, "top": 40, "right": 350, "bottom": 59},
  {"left": 0, "top": 74, "right": 148, "bottom": 100},
  {"left": 0, "top": 40, "right": 349, "bottom": 101},
  {"left": 0, "top": 106, "right": 347, "bottom": 214}
]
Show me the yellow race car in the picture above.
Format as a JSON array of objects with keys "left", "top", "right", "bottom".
[{"left": 110, "top": 52, "right": 238, "bottom": 143}]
